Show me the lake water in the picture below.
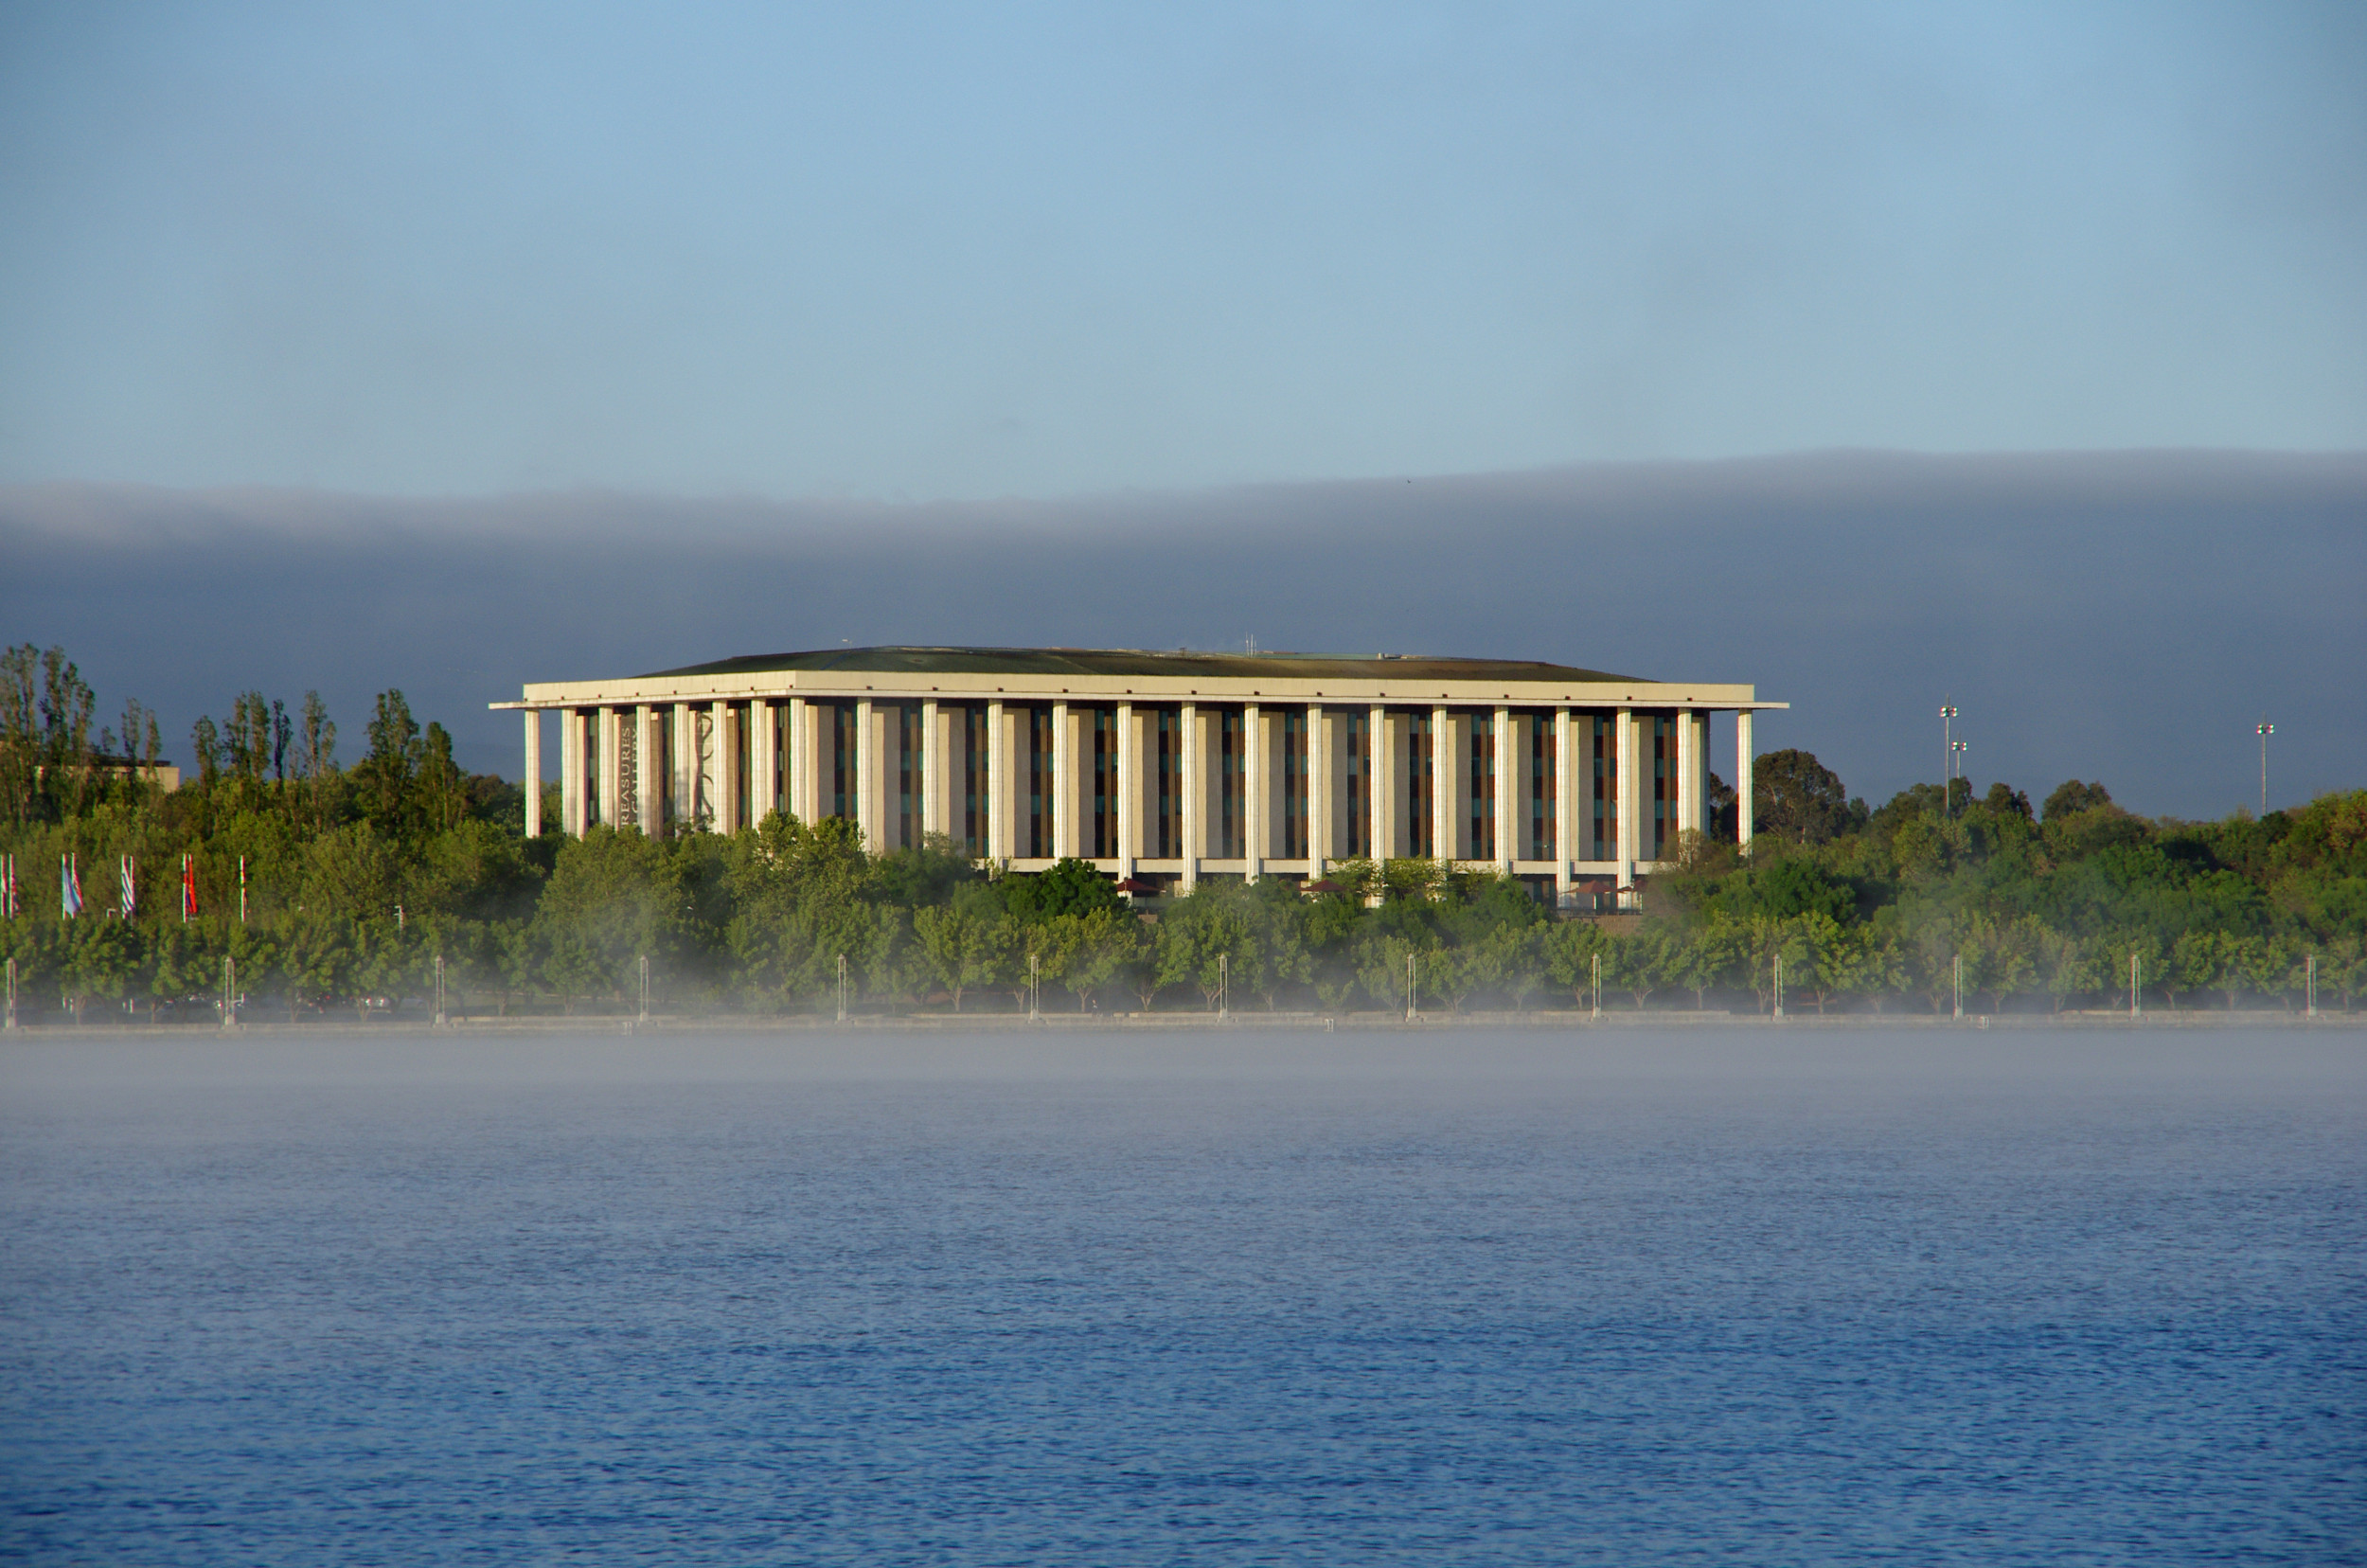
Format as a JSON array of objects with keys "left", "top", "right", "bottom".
[{"left": 2, "top": 1028, "right": 2360, "bottom": 1565}]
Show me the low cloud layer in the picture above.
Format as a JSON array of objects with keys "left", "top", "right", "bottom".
[{"left": 4, "top": 449, "right": 2359, "bottom": 819}]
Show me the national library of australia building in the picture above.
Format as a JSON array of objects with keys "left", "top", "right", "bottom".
[{"left": 497, "top": 647, "right": 1783, "bottom": 903}]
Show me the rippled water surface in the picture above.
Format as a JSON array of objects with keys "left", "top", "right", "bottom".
[{"left": 3, "top": 1029, "right": 2361, "bottom": 1565}]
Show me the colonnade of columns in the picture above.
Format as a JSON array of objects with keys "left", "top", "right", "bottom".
[{"left": 538, "top": 699, "right": 1762, "bottom": 890}]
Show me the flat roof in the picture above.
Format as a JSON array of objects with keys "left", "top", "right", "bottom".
[{"left": 648, "top": 646, "right": 1644, "bottom": 684}]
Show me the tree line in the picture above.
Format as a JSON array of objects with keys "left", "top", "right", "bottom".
[{"left": 2, "top": 646, "right": 2361, "bottom": 1023}]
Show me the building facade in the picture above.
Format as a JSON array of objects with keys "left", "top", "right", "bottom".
[{"left": 496, "top": 648, "right": 1783, "bottom": 898}]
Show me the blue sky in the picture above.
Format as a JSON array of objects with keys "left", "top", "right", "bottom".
[{"left": 3, "top": 1, "right": 2360, "bottom": 499}]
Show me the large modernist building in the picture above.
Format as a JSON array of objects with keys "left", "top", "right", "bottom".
[{"left": 497, "top": 648, "right": 1783, "bottom": 898}]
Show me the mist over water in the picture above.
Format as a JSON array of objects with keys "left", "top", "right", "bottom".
[{"left": 4, "top": 1030, "right": 2360, "bottom": 1564}]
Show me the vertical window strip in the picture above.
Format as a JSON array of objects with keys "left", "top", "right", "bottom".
[
  {"left": 1531, "top": 712, "right": 1555, "bottom": 863},
  {"left": 1408, "top": 712, "right": 1432, "bottom": 859},
  {"left": 1343, "top": 709, "right": 1366, "bottom": 858},
  {"left": 1091, "top": 708, "right": 1112, "bottom": 859},
  {"left": 1593, "top": 714, "right": 1617, "bottom": 861},
  {"left": 1280, "top": 708, "right": 1305, "bottom": 860},
  {"left": 1156, "top": 708, "right": 1178, "bottom": 859},
  {"left": 734, "top": 704, "right": 751, "bottom": 830},
  {"left": 660, "top": 709, "right": 676, "bottom": 824},
  {"left": 963, "top": 706, "right": 988, "bottom": 854},
  {"left": 772, "top": 703, "right": 788, "bottom": 817},
  {"left": 587, "top": 714, "right": 603, "bottom": 827}
]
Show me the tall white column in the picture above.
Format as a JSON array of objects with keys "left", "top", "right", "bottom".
[
  {"left": 667, "top": 703, "right": 692, "bottom": 833},
  {"left": 750, "top": 701, "right": 777, "bottom": 827},
  {"left": 1616, "top": 706, "right": 1638, "bottom": 888},
  {"left": 1495, "top": 705, "right": 1518, "bottom": 874},
  {"left": 921, "top": 700, "right": 945, "bottom": 840},
  {"left": 1370, "top": 704, "right": 1396, "bottom": 861},
  {"left": 1115, "top": 703, "right": 1139, "bottom": 877},
  {"left": 1675, "top": 707, "right": 1698, "bottom": 844},
  {"left": 1306, "top": 704, "right": 1330, "bottom": 872},
  {"left": 855, "top": 699, "right": 880, "bottom": 851},
  {"left": 561, "top": 709, "right": 584, "bottom": 836},
  {"left": 1736, "top": 710, "right": 1755, "bottom": 853},
  {"left": 522, "top": 710, "right": 543, "bottom": 838},
  {"left": 782, "top": 699, "right": 807, "bottom": 821},
  {"left": 1242, "top": 703, "right": 1263, "bottom": 880},
  {"left": 1432, "top": 705, "right": 1457, "bottom": 864},
  {"left": 712, "top": 701, "right": 737, "bottom": 835},
  {"left": 1554, "top": 709, "right": 1575, "bottom": 894},
  {"left": 1180, "top": 702, "right": 1202, "bottom": 889},
  {"left": 602, "top": 707, "right": 626, "bottom": 832},
  {"left": 1051, "top": 700, "right": 1075, "bottom": 860},
  {"left": 987, "top": 700, "right": 1012, "bottom": 864}
]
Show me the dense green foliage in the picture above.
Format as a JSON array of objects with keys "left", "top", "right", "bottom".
[{"left": 3, "top": 647, "right": 2361, "bottom": 1021}]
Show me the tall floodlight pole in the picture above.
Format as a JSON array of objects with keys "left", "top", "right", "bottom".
[
  {"left": 1950, "top": 740, "right": 1968, "bottom": 812},
  {"left": 2256, "top": 721, "right": 2273, "bottom": 815},
  {"left": 1939, "top": 704, "right": 1959, "bottom": 815}
]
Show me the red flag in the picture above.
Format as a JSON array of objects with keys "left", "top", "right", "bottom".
[{"left": 183, "top": 855, "right": 197, "bottom": 921}]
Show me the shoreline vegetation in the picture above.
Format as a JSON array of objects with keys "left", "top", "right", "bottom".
[{"left": 4, "top": 646, "right": 2363, "bottom": 1026}]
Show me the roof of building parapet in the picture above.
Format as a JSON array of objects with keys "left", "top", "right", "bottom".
[{"left": 645, "top": 646, "right": 1646, "bottom": 684}]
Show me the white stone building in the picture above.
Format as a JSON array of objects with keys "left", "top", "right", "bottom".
[{"left": 496, "top": 648, "right": 1783, "bottom": 899}]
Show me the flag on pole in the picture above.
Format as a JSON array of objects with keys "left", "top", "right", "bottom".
[
  {"left": 62, "top": 854, "right": 83, "bottom": 918},
  {"left": 182, "top": 855, "right": 197, "bottom": 921},
  {"left": 120, "top": 855, "right": 136, "bottom": 918}
]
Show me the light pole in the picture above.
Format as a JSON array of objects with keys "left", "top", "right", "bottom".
[
  {"left": 1939, "top": 704, "right": 1958, "bottom": 814},
  {"left": 1950, "top": 739, "right": 1968, "bottom": 812},
  {"left": 2257, "top": 720, "right": 2273, "bottom": 815}
]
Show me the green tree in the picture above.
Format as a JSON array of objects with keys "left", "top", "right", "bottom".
[
  {"left": 1003, "top": 857, "right": 1121, "bottom": 922},
  {"left": 912, "top": 895, "right": 1015, "bottom": 1011},
  {"left": 1670, "top": 916, "right": 1741, "bottom": 1010},
  {"left": 1601, "top": 927, "right": 1674, "bottom": 1008},
  {"left": 2042, "top": 780, "right": 2113, "bottom": 821},
  {"left": 538, "top": 827, "right": 702, "bottom": 1007},
  {"left": 1047, "top": 906, "right": 1144, "bottom": 1011},
  {"left": 357, "top": 689, "right": 422, "bottom": 826},
  {"left": 1754, "top": 750, "right": 1856, "bottom": 846},
  {"left": 1155, "top": 886, "right": 1255, "bottom": 1009},
  {"left": 1542, "top": 919, "right": 1611, "bottom": 1009}
]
